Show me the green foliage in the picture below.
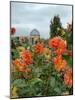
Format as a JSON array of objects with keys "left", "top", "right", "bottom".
[
  {"left": 62, "top": 55, "right": 72, "bottom": 67},
  {"left": 50, "top": 76, "right": 56, "bottom": 88},
  {"left": 11, "top": 49, "right": 19, "bottom": 60},
  {"left": 11, "top": 78, "right": 44, "bottom": 97}
]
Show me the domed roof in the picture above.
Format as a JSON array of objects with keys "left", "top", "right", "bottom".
[{"left": 30, "top": 29, "right": 40, "bottom": 36}]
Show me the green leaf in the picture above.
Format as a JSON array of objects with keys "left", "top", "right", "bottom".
[
  {"left": 62, "top": 55, "right": 72, "bottom": 67},
  {"left": 11, "top": 72, "right": 23, "bottom": 82},
  {"left": 29, "top": 78, "right": 43, "bottom": 96},
  {"left": 30, "top": 78, "right": 43, "bottom": 86},
  {"left": 11, "top": 49, "right": 19, "bottom": 59},
  {"left": 54, "top": 87, "right": 61, "bottom": 94},
  {"left": 12, "top": 79, "right": 27, "bottom": 88},
  {"left": 68, "top": 58, "right": 72, "bottom": 67},
  {"left": 50, "top": 76, "right": 55, "bottom": 88}
]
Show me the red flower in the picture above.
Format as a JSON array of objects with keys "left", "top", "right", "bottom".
[
  {"left": 34, "top": 42, "right": 44, "bottom": 54},
  {"left": 48, "top": 36, "right": 60, "bottom": 49},
  {"left": 64, "top": 68, "right": 72, "bottom": 88},
  {"left": 22, "top": 50, "right": 32, "bottom": 65},
  {"left": 11, "top": 27, "right": 16, "bottom": 35},
  {"left": 53, "top": 55, "right": 67, "bottom": 72}
]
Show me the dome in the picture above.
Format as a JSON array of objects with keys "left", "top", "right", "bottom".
[{"left": 30, "top": 29, "right": 40, "bottom": 36}]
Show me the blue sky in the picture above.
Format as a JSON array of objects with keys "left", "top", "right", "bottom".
[{"left": 11, "top": 2, "right": 72, "bottom": 39}]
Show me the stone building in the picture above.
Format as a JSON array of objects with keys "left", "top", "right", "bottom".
[{"left": 30, "top": 29, "right": 40, "bottom": 44}]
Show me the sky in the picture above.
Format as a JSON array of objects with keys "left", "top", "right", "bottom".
[{"left": 11, "top": 2, "right": 72, "bottom": 39}]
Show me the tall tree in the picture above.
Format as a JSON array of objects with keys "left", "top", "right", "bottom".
[{"left": 50, "top": 15, "right": 62, "bottom": 37}]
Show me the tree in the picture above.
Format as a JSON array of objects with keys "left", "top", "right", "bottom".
[
  {"left": 50, "top": 15, "right": 62, "bottom": 38},
  {"left": 65, "top": 23, "right": 73, "bottom": 49}
]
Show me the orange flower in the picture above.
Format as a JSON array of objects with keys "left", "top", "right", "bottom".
[
  {"left": 55, "top": 48, "right": 66, "bottom": 56},
  {"left": 55, "top": 39, "right": 67, "bottom": 55},
  {"left": 48, "top": 36, "right": 67, "bottom": 55},
  {"left": 48, "top": 36, "right": 60, "bottom": 49},
  {"left": 59, "top": 39, "right": 67, "bottom": 50},
  {"left": 13, "top": 59, "right": 26, "bottom": 72},
  {"left": 64, "top": 68, "right": 73, "bottom": 88},
  {"left": 34, "top": 42, "right": 44, "bottom": 54},
  {"left": 22, "top": 50, "right": 32, "bottom": 65},
  {"left": 53, "top": 55, "right": 67, "bottom": 72},
  {"left": 13, "top": 59, "right": 24, "bottom": 67}
]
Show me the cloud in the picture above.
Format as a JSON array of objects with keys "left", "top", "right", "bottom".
[{"left": 11, "top": 2, "right": 72, "bottom": 39}]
